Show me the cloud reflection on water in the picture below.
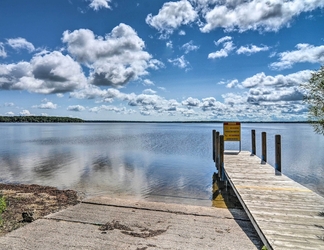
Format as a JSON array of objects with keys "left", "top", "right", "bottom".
[{"left": 0, "top": 123, "right": 323, "bottom": 206}]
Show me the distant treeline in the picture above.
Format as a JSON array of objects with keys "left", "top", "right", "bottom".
[
  {"left": 84, "top": 120, "right": 309, "bottom": 124},
  {"left": 0, "top": 116, "right": 84, "bottom": 123},
  {"left": 0, "top": 116, "right": 309, "bottom": 123}
]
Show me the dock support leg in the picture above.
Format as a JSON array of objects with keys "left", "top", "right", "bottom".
[
  {"left": 261, "top": 132, "right": 267, "bottom": 164},
  {"left": 219, "top": 135, "right": 226, "bottom": 181},
  {"left": 212, "top": 130, "right": 216, "bottom": 162},
  {"left": 275, "top": 134, "right": 281, "bottom": 174},
  {"left": 251, "top": 129, "right": 256, "bottom": 155},
  {"left": 216, "top": 131, "right": 220, "bottom": 171}
]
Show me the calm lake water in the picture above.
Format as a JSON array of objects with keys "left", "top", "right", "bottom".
[{"left": 0, "top": 123, "right": 323, "bottom": 206}]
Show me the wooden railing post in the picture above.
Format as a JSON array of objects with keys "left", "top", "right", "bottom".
[
  {"left": 212, "top": 130, "right": 216, "bottom": 162},
  {"left": 261, "top": 132, "right": 267, "bottom": 164},
  {"left": 251, "top": 129, "right": 256, "bottom": 155},
  {"left": 275, "top": 134, "right": 281, "bottom": 172},
  {"left": 219, "top": 135, "right": 224, "bottom": 181},
  {"left": 215, "top": 131, "right": 220, "bottom": 170}
]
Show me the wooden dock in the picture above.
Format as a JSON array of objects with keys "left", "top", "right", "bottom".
[{"left": 224, "top": 151, "right": 324, "bottom": 250}]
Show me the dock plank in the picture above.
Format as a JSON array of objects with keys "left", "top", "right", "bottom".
[{"left": 224, "top": 151, "right": 324, "bottom": 250}]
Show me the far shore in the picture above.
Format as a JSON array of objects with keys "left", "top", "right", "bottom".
[{"left": 0, "top": 115, "right": 311, "bottom": 124}]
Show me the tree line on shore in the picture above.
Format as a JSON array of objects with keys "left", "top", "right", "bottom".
[{"left": 0, "top": 116, "right": 84, "bottom": 123}]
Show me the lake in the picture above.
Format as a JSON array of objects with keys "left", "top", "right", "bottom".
[{"left": 0, "top": 122, "right": 323, "bottom": 206}]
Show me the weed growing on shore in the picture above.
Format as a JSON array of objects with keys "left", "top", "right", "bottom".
[{"left": 0, "top": 193, "right": 7, "bottom": 225}]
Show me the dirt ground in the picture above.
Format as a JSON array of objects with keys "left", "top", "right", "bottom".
[{"left": 0, "top": 183, "right": 79, "bottom": 236}]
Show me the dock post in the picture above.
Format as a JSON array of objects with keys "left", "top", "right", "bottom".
[
  {"left": 215, "top": 131, "right": 220, "bottom": 170},
  {"left": 219, "top": 135, "right": 224, "bottom": 181},
  {"left": 212, "top": 130, "right": 216, "bottom": 162},
  {"left": 251, "top": 130, "right": 256, "bottom": 155},
  {"left": 275, "top": 134, "right": 281, "bottom": 173},
  {"left": 261, "top": 132, "right": 267, "bottom": 164}
]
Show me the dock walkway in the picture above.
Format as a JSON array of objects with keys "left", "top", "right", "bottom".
[{"left": 224, "top": 151, "right": 324, "bottom": 250}]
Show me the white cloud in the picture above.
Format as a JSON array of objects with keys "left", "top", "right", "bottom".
[
  {"left": 222, "top": 92, "right": 246, "bottom": 106},
  {"left": 127, "top": 93, "right": 180, "bottom": 115},
  {"left": 4, "top": 102, "right": 14, "bottom": 107},
  {"left": 7, "top": 37, "right": 35, "bottom": 52},
  {"left": 168, "top": 55, "right": 190, "bottom": 69},
  {"left": 143, "top": 89, "right": 157, "bottom": 94},
  {"left": 140, "top": 110, "right": 151, "bottom": 116},
  {"left": 182, "top": 97, "right": 200, "bottom": 107},
  {"left": 247, "top": 86, "right": 303, "bottom": 104},
  {"left": 208, "top": 37, "right": 235, "bottom": 59},
  {"left": 57, "top": 93, "right": 64, "bottom": 98},
  {"left": 89, "top": 105, "right": 130, "bottom": 114},
  {"left": 5, "top": 111, "right": 14, "bottom": 116},
  {"left": 70, "top": 87, "right": 135, "bottom": 105},
  {"left": 178, "top": 30, "right": 186, "bottom": 35},
  {"left": 200, "top": 0, "right": 324, "bottom": 33},
  {"left": 218, "top": 79, "right": 242, "bottom": 89},
  {"left": 0, "top": 43, "right": 7, "bottom": 58},
  {"left": 181, "top": 40, "right": 199, "bottom": 54},
  {"left": 236, "top": 44, "right": 269, "bottom": 55},
  {"left": 180, "top": 108, "right": 197, "bottom": 117},
  {"left": 64, "top": 69, "right": 311, "bottom": 120},
  {"left": 200, "top": 97, "right": 226, "bottom": 111},
  {"left": 214, "top": 36, "right": 232, "bottom": 46},
  {"left": 62, "top": 24, "right": 161, "bottom": 87},
  {"left": 236, "top": 70, "right": 312, "bottom": 107},
  {"left": 217, "top": 69, "right": 313, "bottom": 120},
  {"left": 241, "top": 70, "right": 313, "bottom": 88},
  {"left": 29, "top": 51, "right": 87, "bottom": 93},
  {"left": 104, "top": 88, "right": 136, "bottom": 102},
  {"left": 32, "top": 102, "right": 57, "bottom": 109},
  {"left": 166, "top": 41, "right": 173, "bottom": 48},
  {"left": 69, "top": 86, "right": 108, "bottom": 99},
  {"left": 270, "top": 43, "right": 324, "bottom": 70},
  {"left": 221, "top": 91, "right": 307, "bottom": 120},
  {"left": 67, "top": 105, "right": 86, "bottom": 111},
  {"left": 143, "top": 79, "right": 154, "bottom": 86},
  {"left": 0, "top": 51, "right": 87, "bottom": 94},
  {"left": 20, "top": 110, "right": 32, "bottom": 116},
  {"left": 226, "top": 79, "right": 240, "bottom": 88},
  {"left": 146, "top": 0, "right": 198, "bottom": 38},
  {"left": 88, "top": 0, "right": 111, "bottom": 11},
  {"left": 128, "top": 94, "right": 162, "bottom": 107}
]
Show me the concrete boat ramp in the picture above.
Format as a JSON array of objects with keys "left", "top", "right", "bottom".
[{"left": 0, "top": 196, "right": 262, "bottom": 249}]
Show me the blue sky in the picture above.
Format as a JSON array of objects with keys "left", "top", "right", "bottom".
[{"left": 0, "top": 0, "right": 324, "bottom": 121}]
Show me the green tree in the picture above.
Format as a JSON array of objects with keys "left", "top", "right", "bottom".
[{"left": 303, "top": 66, "right": 324, "bottom": 135}]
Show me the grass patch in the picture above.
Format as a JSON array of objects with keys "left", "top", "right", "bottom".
[
  {"left": 0, "top": 193, "right": 7, "bottom": 225},
  {"left": 0, "top": 194, "right": 6, "bottom": 213}
]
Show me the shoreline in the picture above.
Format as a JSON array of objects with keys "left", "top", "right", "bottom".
[{"left": 0, "top": 183, "right": 79, "bottom": 236}]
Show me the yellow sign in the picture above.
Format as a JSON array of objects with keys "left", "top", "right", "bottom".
[{"left": 223, "top": 122, "right": 241, "bottom": 141}]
